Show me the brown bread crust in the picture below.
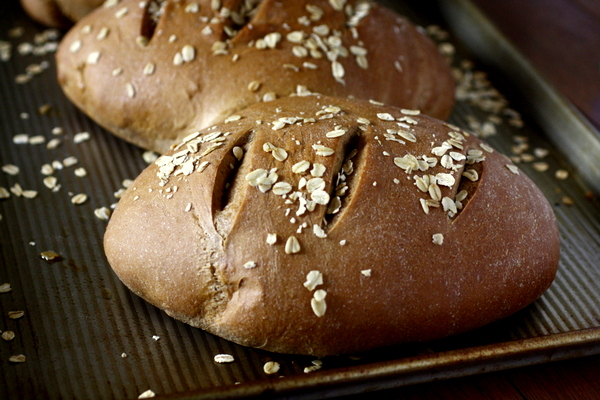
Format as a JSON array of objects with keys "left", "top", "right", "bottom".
[
  {"left": 104, "top": 95, "right": 560, "bottom": 356},
  {"left": 56, "top": 0, "right": 455, "bottom": 154},
  {"left": 20, "top": 0, "right": 103, "bottom": 28}
]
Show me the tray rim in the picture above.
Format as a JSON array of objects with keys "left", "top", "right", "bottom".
[{"left": 173, "top": 328, "right": 600, "bottom": 399}]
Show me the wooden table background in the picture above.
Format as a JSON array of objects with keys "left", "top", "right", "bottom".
[{"left": 338, "top": 1, "right": 600, "bottom": 398}]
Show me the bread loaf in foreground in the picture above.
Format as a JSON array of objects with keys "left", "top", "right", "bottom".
[
  {"left": 20, "top": 0, "right": 103, "bottom": 28},
  {"left": 104, "top": 95, "right": 559, "bottom": 356},
  {"left": 56, "top": 0, "right": 455, "bottom": 154}
]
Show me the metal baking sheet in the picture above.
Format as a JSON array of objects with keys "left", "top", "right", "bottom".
[{"left": 1, "top": 0, "right": 599, "bottom": 398}]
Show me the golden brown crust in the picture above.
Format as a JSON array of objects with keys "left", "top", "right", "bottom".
[
  {"left": 20, "top": 0, "right": 103, "bottom": 28},
  {"left": 104, "top": 95, "right": 559, "bottom": 356},
  {"left": 56, "top": 0, "right": 455, "bottom": 154}
]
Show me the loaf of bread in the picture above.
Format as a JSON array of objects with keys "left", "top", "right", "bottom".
[
  {"left": 104, "top": 94, "right": 560, "bottom": 356},
  {"left": 20, "top": 0, "right": 103, "bottom": 28},
  {"left": 56, "top": 0, "right": 455, "bottom": 154}
]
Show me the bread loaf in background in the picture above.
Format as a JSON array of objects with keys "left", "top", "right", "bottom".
[
  {"left": 104, "top": 95, "right": 560, "bottom": 356},
  {"left": 56, "top": 0, "right": 455, "bottom": 154},
  {"left": 20, "top": 0, "right": 103, "bottom": 28}
]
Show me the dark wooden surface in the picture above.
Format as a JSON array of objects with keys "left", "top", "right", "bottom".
[
  {"left": 472, "top": 0, "right": 600, "bottom": 130},
  {"left": 338, "top": 1, "right": 600, "bottom": 398}
]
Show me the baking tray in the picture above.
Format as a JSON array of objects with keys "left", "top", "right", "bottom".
[{"left": 1, "top": 0, "right": 599, "bottom": 399}]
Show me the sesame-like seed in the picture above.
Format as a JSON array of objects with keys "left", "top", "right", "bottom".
[
  {"left": 331, "top": 61, "right": 345, "bottom": 82},
  {"left": 63, "top": 156, "right": 79, "bottom": 167},
  {"left": 432, "top": 233, "right": 444, "bottom": 245},
  {"left": 555, "top": 169, "right": 569, "bottom": 180},
  {"left": 28, "top": 135, "right": 45, "bottom": 145},
  {"left": 224, "top": 115, "right": 242, "bottom": 123},
  {"left": 263, "top": 361, "right": 280, "bottom": 375},
  {"left": 442, "top": 196, "right": 457, "bottom": 214},
  {"left": 361, "top": 269, "right": 372, "bottom": 277},
  {"left": 46, "top": 138, "right": 61, "bottom": 149},
  {"left": 94, "top": 207, "right": 112, "bottom": 220},
  {"left": 115, "top": 7, "right": 128, "bottom": 18},
  {"left": 69, "top": 40, "right": 82, "bottom": 53},
  {"left": 339, "top": 239, "right": 347, "bottom": 246},
  {"left": 232, "top": 146, "right": 244, "bottom": 161},
  {"left": 74, "top": 131, "right": 91, "bottom": 143},
  {"left": 534, "top": 148, "right": 550, "bottom": 158},
  {"left": 87, "top": 51, "right": 101, "bottom": 64},
  {"left": 2, "top": 164, "right": 19, "bottom": 176},
  {"left": 313, "top": 224, "right": 327, "bottom": 238},
  {"left": 136, "top": 35, "right": 149, "bottom": 47},
  {"left": 312, "top": 144, "right": 334, "bottom": 156},
  {"left": 0, "top": 283, "right": 12, "bottom": 293},
  {"left": 182, "top": 45, "right": 196, "bottom": 62},
  {"left": 126, "top": 83, "right": 136, "bottom": 98},
  {"left": 311, "top": 190, "right": 330, "bottom": 205},
  {"left": 428, "top": 183, "right": 442, "bottom": 201},
  {"left": 173, "top": 52, "right": 183, "bottom": 66},
  {"left": 74, "top": 168, "right": 87, "bottom": 177},
  {"left": 13, "top": 134, "right": 29, "bottom": 144},
  {"left": 401, "top": 109, "right": 421, "bottom": 116},
  {"left": 9, "top": 355, "right": 26, "bottom": 363},
  {"left": 456, "top": 190, "right": 468, "bottom": 202},
  {"left": 112, "top": 67, "right": 123, "bottom": 76},
  {"left": 311, "top": 163, "right": 326, "bottom": 177},
  {"left": 326, "top": 128, "right": 346, "bottom": 138},
  {"left": 311, "top": 290, "right": 327, "bottom": 317},
  {"left": 8, "top": 310, "right": 24, "bottom": 319},
  {"left": 143, "top": 62, "right": 156, "bottom": 75},
  {"left": 263, "top": 92, "right": 277, "bottom": 102},
  {"left": 264, "top": 32, "right": 282, "bottom": 48},
  {"left": 138, "top": 389, "right": 155, "bottom": 399},
  {"left": 328, "top": 0, "right": 345, "bottom": 11},
  {"left": 533, "top": 162, "right": 549, "bottom": 172},
  {"left": 420, "top": 198, "right": 430, "bottom": 214},
  {"left": 306, "top": 177, "right": 325, "bottom": 193},
  {"left": 506, "top": 164, "right": 520, "bottom": 175},
  {"left": 377, "top": 112, "right": 395, "bottom": 121},
  {"left": 304, "top": 270, "right": 323, "bottom": 291},
  {"left": 286, "top": 31, "right": 305, "bottom": 43},
  {"left": 71, "top": 193, "right": 88, "bottom": 205},
  {"left": 292, "top": 160, "right": 311, "bottom": 174},
  {"left": 272, "top": 147, "right": 288, "bottom": 161},
  {"left": 397, "top": 130, "right": 417, "bottom": 143},
  {"left": 292, "top": 45, "right": 308, "bottom": 58},
  {"left": 201, "top": 26, "right": 213, "bottom": 36},
  {"left": 285, "top": 236, "right": 301, "bottom": 254},
  {"left": 272, "top": 182, "right": 292, "bottom": 195},
  {"left": 185, "top": 2, "right": 199, "bottom": 12},
  {"left": 462, "top": 169, "right": 479, "bottom": 181},
  {"left": 436, "top": 173, "right": 456, "bottom": 187},
  {"left": 21, "top": 190, "right": 38, "bottom": 199},
  {"left": 243, "top": 261, "right": 257, "bottom": 269},
  {"left": 266, "top": 233, "right": 277, "bottom": 245},
  {"left": 214, "top": 354, "right": 235, "bottom": 363},
  {"left": 43, "top": 176, "right": 58, "bottom": 189},
  {"left": 1, "top": 331, "right": 15, "bottom": 341},
  {"left": 248, "top": 80, "right": 261, "bottom": 92},
  {"left": 562, "top": 196, "right": 574, "bottom": 205}
]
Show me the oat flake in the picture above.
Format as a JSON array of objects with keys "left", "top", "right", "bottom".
[
  {"left": 214, "top": 354, "right": 235, "bottom": 363},
  {"left": 263, "top": 361, "right": 280, "bottom": 375}
]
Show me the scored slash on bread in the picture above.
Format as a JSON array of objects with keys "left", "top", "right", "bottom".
[
  {"left": 104, "top": 95, "right": 559, "bottom": 356},
  {"left": 56, "top": 0, "right": 455, "bottom": 153}
]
